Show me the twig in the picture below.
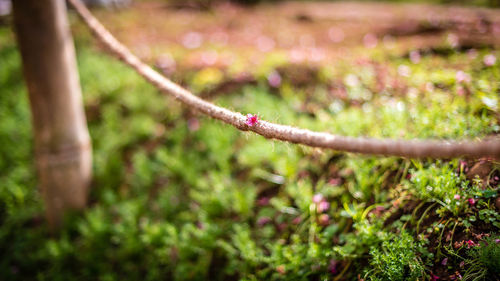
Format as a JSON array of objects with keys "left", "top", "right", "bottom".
[{"left": 68, "top": 0, "right": 500, "bottom": 159}]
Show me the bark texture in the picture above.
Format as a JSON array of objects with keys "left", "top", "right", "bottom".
[{"left": 13, "top": 0, "right": 92, "bottom": 229}]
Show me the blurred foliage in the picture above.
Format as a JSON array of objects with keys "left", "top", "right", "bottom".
[
  {"left": 1, "top": 8, "right": 500, "bottom": 280},
  {"left": 464, "top": 235, "right": 500, "bottom": 280},
  {"left": 161, "top": 0, "right": 500, "bottom": 7}
]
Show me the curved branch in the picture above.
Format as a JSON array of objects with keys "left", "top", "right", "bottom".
[{"left": 67, "top": 0, "right": 500, "bottom": 159}]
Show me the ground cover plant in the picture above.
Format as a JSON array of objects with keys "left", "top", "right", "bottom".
[{"left": 1, "top": 0, "right": 500, "bottom": 280}]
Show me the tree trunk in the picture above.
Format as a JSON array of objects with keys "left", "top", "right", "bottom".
[{"left": 12, "top": 0, "right": 92, "bottom": 229}]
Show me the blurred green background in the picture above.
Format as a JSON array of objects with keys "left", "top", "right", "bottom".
[{"left": 1, "top": 0, "right": 500, "bottom": 280}]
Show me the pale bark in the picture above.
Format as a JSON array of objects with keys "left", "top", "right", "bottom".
[{"left": 13, "top": 0, "right": 92, "bottom": 229}]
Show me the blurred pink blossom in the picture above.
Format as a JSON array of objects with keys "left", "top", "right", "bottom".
[
  {"left": 256, "top": 36, "right": 275, "bottom": 52},
  {"left": 328, "top": 27, "right": 345, "bottom": 43},
  {"left": 317, "top": 201, "right": 330, "bottom": 213},
  {"left": 455, "top": 71, "right": 471, "bottom": 84},
  {"left": 398, "top": 65, "right": 411, "bottom": 77},
  {"left": 156, "top": 54, "right": 176, "bottom": 75},
  {"left": 363, "top": 33, "right": 378, "bottom": 48},
  {"left": 467, "top": 49, "right": 478, "bottom": 59},
  {"left": 257, "top": 217, "right": 272, "bottom": 226},
  {"left": 383, "top": 35, "right": 396, "bottom": 49},
  {"left": 313, "top": 194, "right": 324, "bottom": 204},
  {"left": 289, "top": 49, "right": 306, "bottom": 63},
  {"left": 182, "top": 32, "right": 203, "bottom": 49},
  {"left": 459, "top": 160, "right": 469, "bottom": 173},
  {"left": 328, "top": 259, "right": 338, "bottom": 274},
  {"left": 409, "top": 50, "right": 421, "bottom": 64},
  {"left": 187, "top": 118, "right": 200, "bottom": 132},
  {"left": 292, "top": 216, "right": 302, "bottom": 224},
  {"left": 200, "top": 51, "right": 218, "bottom": 66},
  {"left": 267, "top": 70, "right": 282, "bottom": 88},
  {"left": 318, "top": 214, "right": 330, "bottom": 226},
  {"left": 447, "top": 33, "right": 459, "bottom": 48},
  {"left": 468, "top": 198, "right": 475, "bottom": 206},
  {"left": 257, "top": 197, "right": 270, "bottom": 206},
  {"left": 484, "top": 54, "right": 497, "bottom": 66},
  {"left": 309, "top": 48, "right": 325, "bottom": 62},
  {"left": 425, "top": 82, "right": 435, "bottom": 92},
  {"left": 328, "top": 178, "right": 341, "bottom": 186}
]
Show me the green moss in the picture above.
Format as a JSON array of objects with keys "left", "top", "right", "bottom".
[{"left": 367, "top": 231, "right": 425, "bottom": 281}]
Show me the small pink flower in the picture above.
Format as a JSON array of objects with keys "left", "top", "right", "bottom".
[
  {"left": 467, "top": 48, "right": 478, "bottom": 59},
  {"left": 450, "top": 271, "right": 462, "bottom": 280},
  {"left": 441, "top": 257, "right": 448, "bottom": 266},
  {"left": 431, "top": 273, "right": 440, "bottom": 281},
  {"left": 267, "top": 71, "right": 282, "bottom": 88},
  {"left": 317, "top": 201, "right": 330, "bottom": 213},
  {"left": 187, "top": 118, "right": 200, "bottom": 131},
  {"left": 484, "top": 54, "right": 497, "bottom": 66},
  {"left": 465, "top": 240, "right": 477, "bottom": 248},
  {"left": 447, "top": 33, "right": 459, "bottom": 48},
  {"left": 328, "top": 259, "right": 338, "bottom": 274},
  {"left": 460, "top": 261, "right": 465, "bottom": 268},
  {"left": 459, "top": 160, "right": 469, "bottom": 173},
  {"left": 292, "top": 216, "right": 302, "bottom": 224},
  {"left": 373, "top": 206, "right": 385, "bottom": 216},
  {"left": 468, "top": 198, "right": 475, "bottom": 206},
  {"left": 257, "top": 217, "right": 272, "bottom": 226},
  {"left": 454, "top": 194, "right": 461, "bottom": 200},
  {"left": 363, "top": 33, "right": 378, "bottom": 48},
  {"left": 312, "top": 194, "right": 324, "bottom": 204},
  {"left": 495, "top": 239, "right": 500, "bottom": 244},
  {"left": 328, "top": 178, "right": 341, "bottom": 186},
  {"left": 397, "top": 64, "right": 411, "bottom": 77},
  {"left": 245, "top": 114, "right": 259, "bottom": 126},
  {"left": 277, "top": 223, "right": 287, "bottom": 231},
  {"left": 409, "top": 50, "right": 421, "bottom": 64},
  {"left": 456, "top": 71, "right": 471, "bottom": 84},
  {"left": 257, "top": 197, "right": 270, "bottom": 206},
  {"left": 182, "top": 32, "right": 203, "bottom": 49},
  {"left": 318, "top": 214, "right": 330, "bottom": 226}
]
